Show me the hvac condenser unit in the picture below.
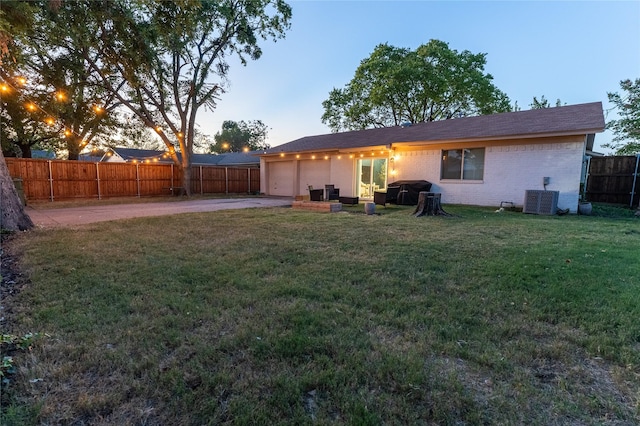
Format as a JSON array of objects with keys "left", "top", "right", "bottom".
[{"left": 523, "top": 190, "right": 559, "bottom": 215}]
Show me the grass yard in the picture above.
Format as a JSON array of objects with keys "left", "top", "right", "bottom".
[{"left": 1, "top": 204, "right": 639, "bottom": 425}]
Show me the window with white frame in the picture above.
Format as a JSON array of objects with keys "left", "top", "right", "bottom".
[{"left": 441, "top": 148, "right": 485, "bottom": 180}]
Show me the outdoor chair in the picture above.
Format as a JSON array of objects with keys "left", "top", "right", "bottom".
[
  {"left": 308, "top": 185, "right": 324, "bottom": 201},
  {"left": 325, "top": 184, "right": 340, "bottom": 201},
  {"left": 373, "top": 186, "right": 400, "bottom": 207}
]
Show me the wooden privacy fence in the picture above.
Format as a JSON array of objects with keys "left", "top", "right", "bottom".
[
  {"left": 6, "top": 158, "right": 260, "bottom": 201},
  {"left": 585, "top": 155, "right": 640, "bottom": 207}
]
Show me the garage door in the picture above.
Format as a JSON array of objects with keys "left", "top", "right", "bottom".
[
  {"left": 299, "top": 160, "right": 330, "bottom": 194},
  {"left": 268, "top": 161, "right": 294, "bottom": 196}
]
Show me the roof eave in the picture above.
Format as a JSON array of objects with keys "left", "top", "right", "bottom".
[{"left": 395, "top": 128, "right": 604, "bottom": 147}]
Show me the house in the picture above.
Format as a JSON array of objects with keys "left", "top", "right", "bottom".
[
  {"left": 101, "top": 147, "right": 260, "bottom": 168},
  {"left": 32, "top": 149, "right": 56, "bottom": 159},
  {"left": 259, "top": 102, "right": 605, "bottom": 213}
]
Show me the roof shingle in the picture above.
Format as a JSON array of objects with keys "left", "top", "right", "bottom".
[{"left": 265, "top": 102, "right": 605, "bottom": 154}]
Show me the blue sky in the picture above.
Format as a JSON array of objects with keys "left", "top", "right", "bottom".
[{"left": 201, "top": 0, "right": 640, "bottom": 153}]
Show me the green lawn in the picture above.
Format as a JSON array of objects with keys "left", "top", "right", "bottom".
[{"left": 2, "top": 204, "right": 639, "bottom": 425}]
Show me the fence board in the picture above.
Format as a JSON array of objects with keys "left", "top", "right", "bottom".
[
  {"left": 586, "top": 156, "right": 640, "bottom": 206},
  {"left": 5, "top": 158, "right": 260, "bottom": 201},
  {"left": 137, "top": 163, "right": 173, "bottom": 196}
]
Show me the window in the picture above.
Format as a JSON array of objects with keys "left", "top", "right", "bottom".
[{"left": 441, "top": 148, "right": 485, "bottom": 180}]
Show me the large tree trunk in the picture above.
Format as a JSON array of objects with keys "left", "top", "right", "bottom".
[
  {"left": 414, "top": 192, "right": 451, "bottom": 217},
  {"left": 181, "top": 163, "right": 191, "bottom": 196},
  {"left": 20, "top": 144, "right": 32, "bottom": 159},
  {"left": 68, "top": 138, "right": 81, "bottom": 161},
  {"left": 0, "top": 150, "right": 33, "bottom": 231}
]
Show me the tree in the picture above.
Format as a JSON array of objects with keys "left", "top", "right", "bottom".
[
  {"left": 530, "top": 95, "right": 563, "bottom": 109},
  {"left": 603, "top": 78, "right": 640, "bottom": 155},
  {"left": 322, "top": 40, "right": 511, "bottom": 132},
  {"left": 0, "top": 0, "right": 38, "bottom": 231},
  {"left": 0, "top": 149, "right": 33, "bottom": 231},
  {"left": 0, "top": 71, "right": 61, "bottom": 158},
  {"left": 0, "top": 0, "right": 37, "bottom": 63},
  {"left": 210, "top": 120, "right": 270, "bottom": 153},
  {"left": 44, "top": 0, "right": 291, "bottom": 194}
]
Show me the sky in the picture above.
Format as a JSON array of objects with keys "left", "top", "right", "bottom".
[{"left": 200, "top": 0, "right": 640, "bottom": 153}]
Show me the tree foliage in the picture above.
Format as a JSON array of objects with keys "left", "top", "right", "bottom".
[
  {"left": 529, "top": 95, "right": 563, "bottom": 109},
  {"left": 211, "top": 120, "right": 270, "bottom": 153},
  {"left": 604, "top": 78, "right": 640, "bottom": 155},
  {"left": 0, "top": 0, "right": 38, "bottom": 62},
  {"left": 322, "top": 40, "right": 511, "bottom": 132},
  {"left": 42, "top": 0, "right": 291, "bottom": 193}
]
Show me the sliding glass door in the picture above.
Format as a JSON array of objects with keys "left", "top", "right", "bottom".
[{"left": 357, "top": 158, "right": 388, "bottom": 198}]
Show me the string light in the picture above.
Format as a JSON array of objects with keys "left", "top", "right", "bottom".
[
  {"left": 1, "top": 77, "right": 112, "bottom": 153},
  {"left": 2, "top": 76, "right": 184, "bottom": 161}
]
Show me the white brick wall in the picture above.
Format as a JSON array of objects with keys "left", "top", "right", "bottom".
[{"left": 394, "top": 141, "right": 585, "bottom": 212}]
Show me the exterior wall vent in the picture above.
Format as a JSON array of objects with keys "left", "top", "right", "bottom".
[{"left": 523, "top": 190, "right": 559, "bottom": 215}]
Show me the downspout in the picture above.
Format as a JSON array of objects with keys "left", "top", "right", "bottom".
[
  {"left": 583, "top": 155, "right": 591, "bottom": 201},
  {"left": 631, "top": 153, "right": 640, "bottom": 208}
]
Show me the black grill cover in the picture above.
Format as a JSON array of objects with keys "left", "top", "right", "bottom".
[{"left": 389, "top": 180, "right": 433, "bottom": 205}]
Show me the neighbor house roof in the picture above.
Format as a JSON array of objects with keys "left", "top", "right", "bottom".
[
  {"left": 101, "top": 148, "right": 259, "bottom": 167},
  {"left": 263, "top": 102, "right": 605, "bottom": 154}
]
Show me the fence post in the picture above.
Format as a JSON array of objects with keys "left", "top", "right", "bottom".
[
  {"left": 96, "top": 162, "right": 101, "bottom": 200},
  {"left": 200, "top": 165, "right": 203, "bottom": 195},
  {"left": 48, "top": 160, "right": 54, "bottom": 202},
  {"left": 247, "top": 168, "right": 251, "bottom": 194},
  {"left": 136, "top": 163, "right": 140, "bottom": 197},
  {"left": 631, "top": 154, "right": 640, "bottom": 208},
  {"left": 225, "top": 167, "right": 228, "bottom": 195}
]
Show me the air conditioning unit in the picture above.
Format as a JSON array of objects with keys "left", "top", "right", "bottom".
[{"left": 523, "top": 190, "right": 559, "bottom": 215}]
